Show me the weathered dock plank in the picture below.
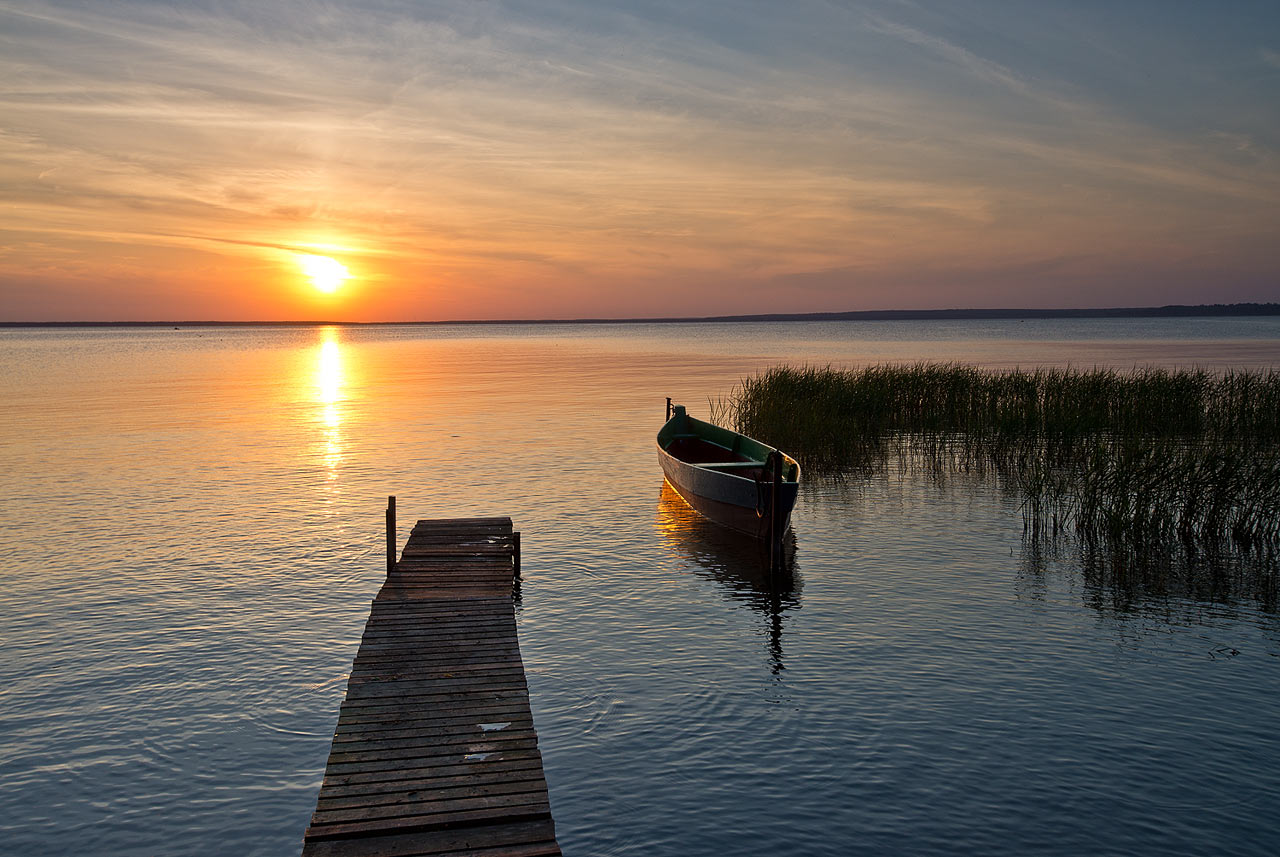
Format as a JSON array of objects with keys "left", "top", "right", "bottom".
[{"left": 303, "top": 517, "right": 560, "bottom": 857}]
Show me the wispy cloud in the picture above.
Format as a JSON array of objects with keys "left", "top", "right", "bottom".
[{"left": 862, "top": 13, "right": 1036, "bottom": 97}]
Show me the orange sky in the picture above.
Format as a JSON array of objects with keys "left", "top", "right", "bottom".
[{"left": 2, "top": 1, "right": 1278, "bottom": 321}]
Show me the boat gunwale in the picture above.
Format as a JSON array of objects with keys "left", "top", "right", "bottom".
[
  {"left": 657, "top": 446, "right": 793, "bottom": 486},
  {"left": 657, "top": 410, "right": 800, "bottom": 486}
]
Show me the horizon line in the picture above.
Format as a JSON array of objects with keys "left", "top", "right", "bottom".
[{"left": 3, "top": 302, "right": 1279, "bottom": 327}]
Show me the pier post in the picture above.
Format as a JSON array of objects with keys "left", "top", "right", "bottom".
[
  {"left": 385, "top": 495, "right": 396, "bottom": 575},
  {"left": 513, "top": 530, "right": 522, "bottom": 578}
]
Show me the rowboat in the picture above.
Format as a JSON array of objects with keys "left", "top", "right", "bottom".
[{"left": 656, "top": 404, "right": 800, "bottom": 540}]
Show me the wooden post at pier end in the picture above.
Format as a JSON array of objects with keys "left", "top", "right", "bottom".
[{"left": 385, "top": 496, "right": 396, "bottom": 576}]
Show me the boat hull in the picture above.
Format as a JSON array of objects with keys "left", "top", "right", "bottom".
[{"left": 657, "top": 440, "right": 799, "bottom": 540}]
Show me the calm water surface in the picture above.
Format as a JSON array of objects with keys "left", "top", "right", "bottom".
[{"left": 2, "top": 319, "right": 1280, "bottom": 856}]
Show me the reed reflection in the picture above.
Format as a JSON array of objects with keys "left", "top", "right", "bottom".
[
  {"left": 657, "top": 480, "right": 800, "bottom": 674},
  {"left": 313, "top": 326, "right": 345, "bottom": 481},
  {"left": 1018, "top": 529, "right": 1280, "bottom": 618}
]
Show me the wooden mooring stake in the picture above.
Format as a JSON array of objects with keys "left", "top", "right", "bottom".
[{"left": 768, "top": 450, "right": 784, "bottom": 575}]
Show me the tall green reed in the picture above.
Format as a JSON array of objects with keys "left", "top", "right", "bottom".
[{"left": 717, "top": 364, "right": 1280, "bottom": 554}]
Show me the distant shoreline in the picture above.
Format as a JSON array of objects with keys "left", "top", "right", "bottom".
[{"left": 3, "top": 302, "right": 1279, "bottom": 327}]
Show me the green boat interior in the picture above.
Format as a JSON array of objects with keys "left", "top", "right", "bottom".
[
  {"left": 665, "top": 435, "right": 755, "bottom": 465},
  {"left": 659, "top": 404, "right": 800, "bottom": 483}
]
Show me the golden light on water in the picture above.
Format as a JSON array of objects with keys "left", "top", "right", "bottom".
[
  {"left": 314, "top": 327, "right": 344, "bottom": 481},
  {"left": 655, "top": 478, "right": 702, "bottom": 538},
  {"left": 299, "top": 254, "right": 350, "bottom": 294},
  {"left": 316, "top": 337, "right": 342, "bottom": 407}
]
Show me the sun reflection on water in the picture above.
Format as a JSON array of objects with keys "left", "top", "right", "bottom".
[{"left": 314, "top": 327, "right": 344, "bottom": 482}]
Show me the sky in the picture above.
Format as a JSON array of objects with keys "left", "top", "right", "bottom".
[{"left": 1, "top": 0, "right": 1278, "bottom": 321}]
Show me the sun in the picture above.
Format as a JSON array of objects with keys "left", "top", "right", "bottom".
[{"left": 298, "top": 254, "right": 350, "bottom": 293}]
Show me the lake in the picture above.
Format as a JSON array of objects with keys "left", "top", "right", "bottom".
[{"left": 2, "top": 318, "right": 1279, "bottom": 856}]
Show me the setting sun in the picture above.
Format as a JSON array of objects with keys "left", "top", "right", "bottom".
[{"left": 298, "top": 254, "right": 350, "bottom": 294}]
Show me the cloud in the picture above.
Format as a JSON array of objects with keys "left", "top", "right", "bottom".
[{"left": 862, "top": 13, "right": 1036, "bottom": 97}]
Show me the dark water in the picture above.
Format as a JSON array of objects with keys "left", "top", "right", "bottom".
[{"left": 1, "top": 319, "right": 1279, "bottom": 855}]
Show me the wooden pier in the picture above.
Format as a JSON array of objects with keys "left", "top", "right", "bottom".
[{"left": 302, "top": 515, "right": 561, "bottom": 857}]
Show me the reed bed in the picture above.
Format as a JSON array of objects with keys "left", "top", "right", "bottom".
[{"left": 714, "top": 364, "right": 1280, "bottom": 555}]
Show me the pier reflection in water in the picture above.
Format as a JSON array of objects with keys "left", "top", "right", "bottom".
[{"left": 655, "top": 480, "right": 800, "bottom": 673}]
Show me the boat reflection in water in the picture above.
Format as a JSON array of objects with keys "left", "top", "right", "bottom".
[{"left": 656, "top": 480, "right": 801, "bottom": 673}]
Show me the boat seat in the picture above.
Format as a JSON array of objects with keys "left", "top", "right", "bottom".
[{"left": 700, "top": 461, "right": 766, "bottom": 470}]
